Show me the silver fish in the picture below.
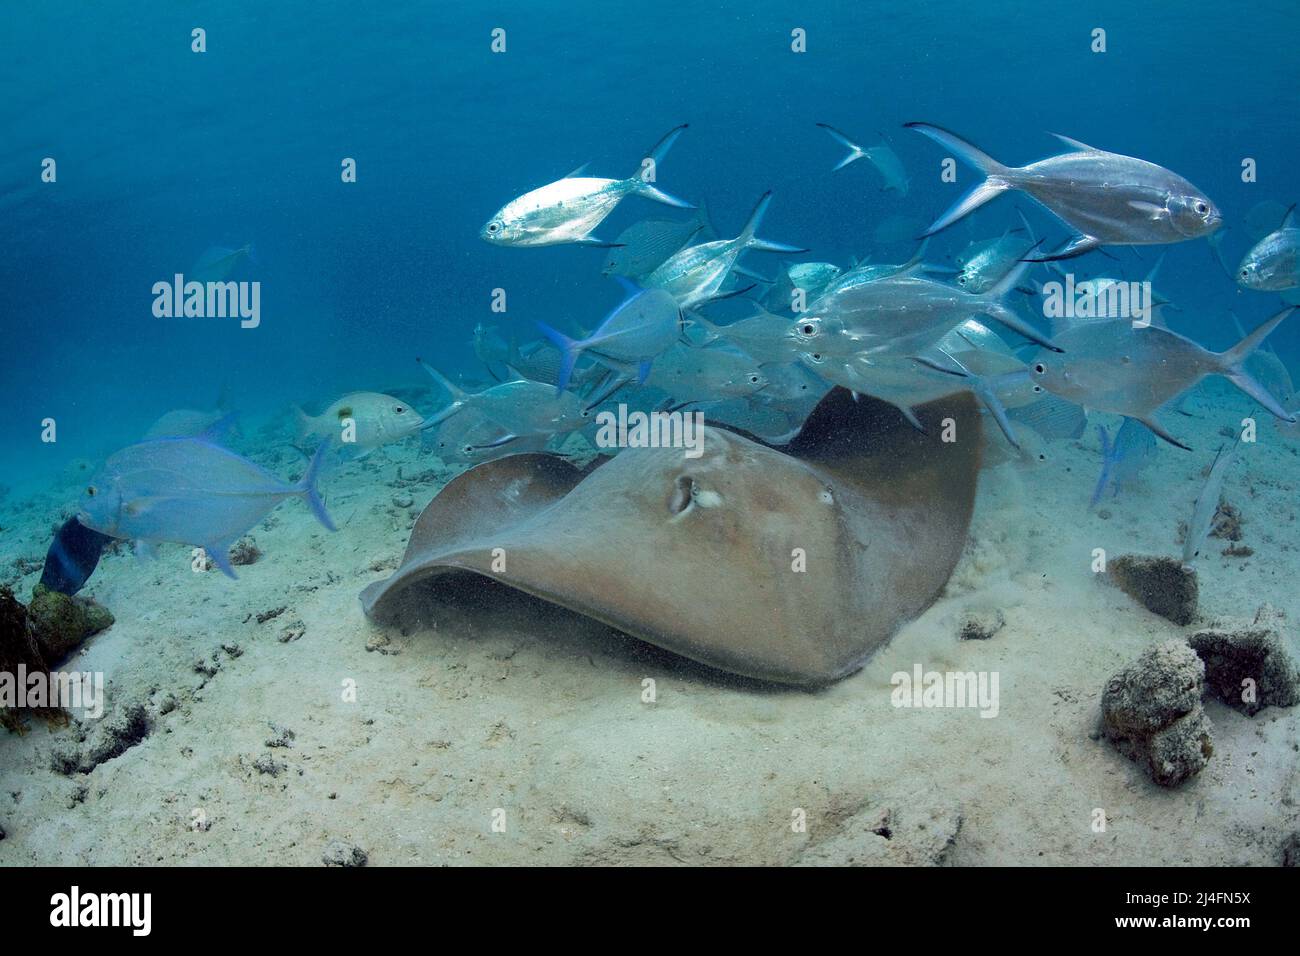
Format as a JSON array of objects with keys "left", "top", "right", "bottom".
[
  {"left": 419, "top": 363, "right": 591, "bottom": 445},
  {"left": 954, "top": 212, "right": 1038, "bottom": 293},
  {"left": 294, "top": 392, "right": 425, "bottom": 458},
  {"left": 644, "top": 192, "right": 807, "bottom": 308},
  {"left": 817, "top": 123, "right": 909, "bottom": 195},
  {"left": 688, "top": 307, "right": 803, "bottom": 363},
  {"left": 1091, "top": 417, "right": 1156, "bottom": 508},
  {"left": 906, "top": 123, "right": 1221, "bottom": 260},
  {"left": 791, "top": 256, "right": 1060, "bottom": 361},
  {"left": 1030, "top": 308, "right": 1297, "bottom": 448},
  {"left": 536, "top": 280, "right": 683, "bottom": 391},
  {"left": 601, "top": 206, "right": 715, "bottom": 279},
  {"left": 481, "top": 125, "right": 692, "bottom": 247},
  {"left": 191, "top": 243, "right": 255, "bottom": 283},
  {"left": 762, "top": 262, "right": 842, "bottom": 313},
  {"left": 816, "top": 239, "right": 934, "bottom": 298},
  {"left": 76, "top": 437, "right": 335, "bottom": 578},
  {"left": 644, "top": 343, "right": 769, "bottom": 405},
  {"left": 1238, "top": 205, "right": 1300, "bottom": 291},
  {"left": 1183, "top": 441, "right": 1238, "bottom": 564}
]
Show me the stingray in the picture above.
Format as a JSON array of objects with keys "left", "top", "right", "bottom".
[{"left": 360, "top": 387, "right": 981, "bottom": 686}]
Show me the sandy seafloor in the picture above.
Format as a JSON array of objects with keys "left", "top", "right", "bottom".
[{"left": 1, "top": 378, "right": 1297, "bottom": 867}]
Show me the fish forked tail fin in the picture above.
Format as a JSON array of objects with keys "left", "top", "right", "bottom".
[
  {"left": 904, "top": 122, "right": 1016, "bottom": 236},
  {"left": 417, "top": 358, "right": 473, "bottom": 430},
  {"left": 816, "top": 122, "right": 867, "bottom": 171},
  {"left": 628, "top": 124, "right": 694, "bottom": 208},
  {"left": 290, "top": 405, "right": 316, "bottom": 444},
  {"left": 534, "top": 321, "right": 584, "bottom": 394},
  {"left": 296, "top": 441, "right": 338, "bottom": 532},
  {"left": 912, "top": 352, "right": 1021, "bottom": 449},
  {"left": 1218, "top": 306, "right": 1298, "bottom": 422},
  {"left": 737, "top": 191, "right": 809, "bottom": 255}
]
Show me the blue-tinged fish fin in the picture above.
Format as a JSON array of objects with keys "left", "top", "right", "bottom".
[
  {"left": 1049, "top": 133, "right": 1103, "bottom": 153},
  {"left": 205, "top": 544, "right": 238, "bottom": 580},
  {"left": 637, "top": 359, "right": 653, "bottom": 384},
  {"left": 816, "top": 123, "right": 867, "bottom": 171},
  {"left": 563, "top": 163, "right": 590, "bottom": 179},
  {"left": 244, "top": 242, "right": 258, "bottom": 266},
  {"left": 904, "top": 123, "right": 1015, "bottom": 235},
  {"left": 575, "top": 235, "right": 626, "bottom": 247},
  {"left": 297, "top": 441, "right": 338, "bottom": 532},
  {"left": 535, "top": 321, "right": 582, "bottom": 394},
  {"left": 612, "top": 274, "right": 643, "bottom": 295},
  {"left": 1281, "top": 203, "right": 1296, "bottom": 230},
  {"left": 1023, "top": 235, "right": 1102, "bottom": 262},
  {"left": 631, "top": 181, "right": 695, "bottom": 209},
  {"left": 1218, "top": 306, "right": 1296, "bottom": 421},
  {"left": 198, "top": 410, "right": 241, "bottom": 444},
  {"left": 1089, "top": 424, "right": 1114, "bottom": 509},
  {"left": 470, "top": 433, "right": 519, "bottom": 451},
  {"left": 417, "top": 358, "right": 471, "bottom": 402},
  {"left": 635, "top": 124, "right": 689, "bottom": 175}
]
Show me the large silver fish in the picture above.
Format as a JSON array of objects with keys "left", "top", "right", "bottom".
[
  {"left": 817, "top": 123, "right": 909, "bottom": 195},
  {"left": 76, "top": 431, "right": 336, "bottom": 579},
  {"left": 790, "top": 255, "right": 1060, "bottom": 360},
  {"left": 481, "top": 125, "right": 692, "bottom": 247},
  {"left": 905, "top": 123, "right": 1222, "bottom": 260},
  {"left": 600, "top": 206, "right": 715, "bottom": 279},
  {"left": 687, "top": 307, "right": 803, "bottom": 363},
  {"left": 1238, "top": 205, "right": 1300, "bottom": 292},
  {"left": 816, "top": 239, "right": 934, "bottom": 298},
  {"left": 643, "top": 192, "right": 807, "bottom": 308},
  {"left": 1030, "top": 308, "right": 1297, "bottom": 448}
]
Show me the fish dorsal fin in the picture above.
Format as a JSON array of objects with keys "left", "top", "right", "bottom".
[
  {"left": 198, "top": 411, "right": 240, "bottom": 444},
  {"left": 564, "top": 163, "right": 591, "bottom": 179},
  {"left": 1283, "top": 203, "right": 1297, "bottom": 230},
  {"left": 1050, "top": 133, "right": 1104, "bottom": 153}
]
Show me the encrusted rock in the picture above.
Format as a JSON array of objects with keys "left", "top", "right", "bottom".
[
  {"left": 958, "top": 607, "right": 1005, "bottom": 641},
  {"left": 1188, "top": 605, "right": 1300, "bottom": 716},
  {"left": 322, "top": 840, "right": 368, "bottom": 867},
  {"left": 26, "top": 584, "right": 113, "bottom": 661},
  {"left": 1100, "top": 639, "right": 1212, "bottom": 787},
  {"left": 1107, "top": 554, "right": 1198, "bottom": 626}
]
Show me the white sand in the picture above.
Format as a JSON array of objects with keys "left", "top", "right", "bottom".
[{"left": 1, "top": 380, "right": 1297, "bottom": 866}]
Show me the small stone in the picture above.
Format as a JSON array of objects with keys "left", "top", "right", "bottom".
[
  {"left": 229, "top": 537, "right": 262, "bottom": 567},
  {"left": 322, "top": 840, "right": 368, "bottom": 867},
  {"left": 279, "top": 620, "right": 306, "bottom": 644},
  {"left": 1282, "top": 832, "right": 1300, "bottom": 867},
  {"left": 958, "top": 607, "right": 1005, "bottom": 641},
  {"left": 392, "top": 493, "right": 414, "bottom": 509},
  {"left": 265, "top": 722, "right": 296, "bottom": 748},
  {"left": 252, "top": 754, "right": 286, "bottom": 777},
  {"left": 256, "top": 606, "right": 287, "bottom": 625},
  {"left": 1100, "top": 639, "right": 1213, "bottom": 787},
  {"left": 1188, "top": 605, "right": 1300, "bottom": 716},
  {"left": 1107, "top": 554, "right": 1198, "bottom": 626}
]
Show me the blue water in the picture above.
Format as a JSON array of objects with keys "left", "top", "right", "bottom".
[{"left": 2, "top": 0, "right": 1298, "bottom": 487}]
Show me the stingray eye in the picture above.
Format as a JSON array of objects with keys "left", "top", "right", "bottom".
[
  {"left": 1033, "top": 363, "right": 1046, "bottom": 375},
  {"left": 86, "top": 485, "right": 97, "bottom": 497},
  {"left": 668, "top": 475, "right": 695, "bottom": 515}
]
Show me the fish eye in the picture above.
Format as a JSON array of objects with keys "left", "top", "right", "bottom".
[
  {"left": 1033, "top": 363, "right": 1046, "bottom": 375},
  {"left": 86, "top": 485, "right": 97, "bottom": 497},
  {"left": 1195, "top": 201, "right": 1209, "bottom": 215},
  {"left": 1032, "top": 384, "right": 1044, "bottom": 393},
  {"left": 749, "top": 374, "right": 760, "bottom": 384},
  {"left": 957, "top": 275, "right": 967, "bottom": 285},
  {"left": 1240, "top": 269, "right": 1249, "bottom": 278},
  {"left": 801, "top": 323, "right": 815, "bottom": 335},
  {"left": 487, "top": 221, "right": 502, "bottom": 233},
  {"left": 394, "top": 405, "right": 406, "bottom": 414}
]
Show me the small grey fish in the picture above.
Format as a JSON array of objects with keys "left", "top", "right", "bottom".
[
  {"left": 762, "top": 262, "right": 842, "bottom": 313},
  {"left": 688, "top": 308, "right": 802, "bottom": 363},
  {"left": 816, "top": 239, "right": 934, "bottom": 298},
  {"left": 536, "top": 280, "right": 683, "bottom": 392},
  {"left": 817, "top": 123, "right": 910, "bottom": 195},
  {"left": 905, "top": 123, "right": 1221, "bottom": 260},
  {"left": 1007, "top": 392, "right": 1088, "bottom": 440},
  {"left": 601, "top": 206, "right": 715, "bottom": 279},
  {"left": 1183, "top": 441, "right": 1238, "bottom": 564},
  {"left": 481, "top": 125, "right": 692, "bottom": 247},
  {"left": 1030, "top": 307, "right": 1297, "bottom": 449},
  {"left": 1238, "top": 204, "right": 1300, "bottom": 292},
  {"left": 644, "top": 192, "right": 807, "bottom": 308},
  {"left": 643, "top": 342, "right": 769, "bottom": 405},
  {"left": 420, "top": 362, "right": 592, "bottom": 446},
  {"left": 472, "top": 323, "right": 511, "bottom": 366},
  {"left": 955, "top": 212, "right": 1038, "bottom": 293},
  {"left": 191, "top": 243, "right": 255, "bottom": 283},
  {"left": 76, "top": 432, "right": 336, "bottom": 579}
]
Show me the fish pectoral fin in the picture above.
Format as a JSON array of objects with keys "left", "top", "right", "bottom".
[
  {"left": 1126, "top": 200, "right": 1166, "bottom": 221},
  {"left": 470, "top": 434, "right": 519, "bottom": 451},
  {"left": 1024, "top": 235, "right": 1102, "bottom": 262},
  {"left": 203, "top": 543, "right": 238, "bottom": 579},
  {"left": 1137, "top": 417, "right": 1191, "bottom": 451},
  {"left": 575, "top": 236, "right": 625, "bottom": 248},
  {"left": 1049, "top": 133, "right": 1104, "bottom": 153}
]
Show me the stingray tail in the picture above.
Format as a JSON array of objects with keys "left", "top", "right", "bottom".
[
  {"left": 1217, "top": 306, "right": 1297, "bottom": 422},
  {"left": 296, "top": 441, "right": 338, "bottom": 532},
  {"left": 905, "top": 123, "right": 1016, "bottom": 236}
]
